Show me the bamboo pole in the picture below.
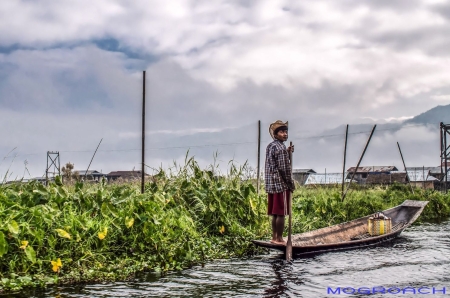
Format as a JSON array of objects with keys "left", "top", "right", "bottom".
[
  {"left": 397, "top": 142, "right": 414, "bottom": 194},
  {"left": 85, "top": 138, "right": 103, "bottom": 179},
  {"left": 257, "top": 120, "right": 261, "bottom": 194},
  {"left": 423, "top": 166, "right": 425, "bottom": 189},
  {"left": 445, "top": 124, "right": 448, "bottom": 193},
  {"left": 341, "top": 125, "right": 349, "bottom": 198},
  {"left": 46, "top": 151, "right": 49, "bottom": 186},
  {"left": 440, "top": 122, "right": 444, "bottom": 191},
  {"left": 141, "top": 71, "right": 146, "bottom": 194},
  {"left": 342, "top": 125, "right": 377, "bottom": 201}
]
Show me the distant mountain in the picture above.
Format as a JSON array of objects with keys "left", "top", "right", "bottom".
[
  {"left": 323, "top": 122, "right": 402, "bottom": 137},
  {"left": 324, "top": 104, "right": 450, "bottom": 136},
  {"left": 405, "top": 104, "right": 450, "bottom": 126}
]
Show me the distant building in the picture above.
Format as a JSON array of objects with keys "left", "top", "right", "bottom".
[
  {"left": 407, "top": 166, "right": 450, "bottom": 181},
  {"left": 75, "top": 170, "right": 106, "bottom": 181},
  {"left": 107, "top": 170, "right": 149, "bottom": 181},
  {"left": 304, "top": 173, "right": 352, "bottom": 186},
  {"left": 292, "top": 169, "right": 316, "bottom": 185},
  {"left": 404, "top": 169, "right": 437, "bottom": 189},
  {"left": 406, "top": 167, "right": 442, "bottom": 180},
  {"left": 5, "top": 177, "right": 48, "bottom": 185},
  {"left": 365, "top": 172, "right": 408, "bottom": 185},
  {"left": 29, "top": 177, "right": 48, "bottom": 184},
  {"left": 442, "top": 171, "right": 450, "bottom": 183},
  {"left": 429, "top": 167, "right": 446, "bottom": 181},
  {"left": 346, "top": 166, "right": 398, "bottom": 184}
]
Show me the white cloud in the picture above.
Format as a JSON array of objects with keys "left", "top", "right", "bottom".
[
  {"left": 431, "top": 94, "right": 450, "bottom": 102},
  {"left": 1, "top": 0, "right": 450, "bottom": 178},
  {"left": 384, "top": 116, "right": 414, "bottom": 122},
  {"left": 0, "top": 46, "right": 142, "bottom": 112},
  {"left": 360, "top": 116, "right": 413, "bottom": 123},
  {"left": 1, "top": 0, "right": 450, "bottom": 105}
]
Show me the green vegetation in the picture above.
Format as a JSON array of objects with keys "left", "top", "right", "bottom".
[
  {"left": 0, "top": 158, "right": 267, "bottom": 292},
  {"left": 291, "top": 184, "right": 450, "bottom": 233},
  {"left": 0, "top": 158, "right": 449, "bottom": 292}
]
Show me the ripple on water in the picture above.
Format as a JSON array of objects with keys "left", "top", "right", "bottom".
[{"left": 12, "top": 221, "right": 450, "bottom": 298}]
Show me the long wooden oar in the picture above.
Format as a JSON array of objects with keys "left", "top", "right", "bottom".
[{"left": 286, "top": 141, "right": 293, "bottom": 261}]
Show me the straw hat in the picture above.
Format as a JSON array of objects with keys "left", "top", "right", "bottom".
[{"left": 269, "top": 120, "right": 288, "bottom": 139}]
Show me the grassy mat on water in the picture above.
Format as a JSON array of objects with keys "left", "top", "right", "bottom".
[{"left": 0, "top": 159, "right": 449, "bottom": 291}]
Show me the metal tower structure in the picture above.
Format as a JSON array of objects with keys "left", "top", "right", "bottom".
[
  {"left": 440, "top": 122, "right": 450, "bottom": 192},
  {"left": 46, "top": 151, "right": 60, "bottom": 186}
]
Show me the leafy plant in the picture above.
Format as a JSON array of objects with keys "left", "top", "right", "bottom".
[{"left": 0, "top": 158, "right": 449, "bottom": 293}]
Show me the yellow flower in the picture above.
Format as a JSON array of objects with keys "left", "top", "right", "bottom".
[
  {"left": 51, "top": 258, "right": 62, "bottom": 272},
  {"left": 125, "top": 217, "right": 134, "bottom": 228},
  {"left": 19, "top": 240, "right": 28, "bottom": 250},
  {"left": 219, "top": 225, "right": 225, "bottom": 234},
  {"left": 98, "top": 227, "right": 108, "bottom": 240},
  {"left": 55, "top": 229, "right": 71, "bottom": 239}
]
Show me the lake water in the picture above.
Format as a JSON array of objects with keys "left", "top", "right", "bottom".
[{"left": 7, "top": 221, "right": 450, "bottom": 297}]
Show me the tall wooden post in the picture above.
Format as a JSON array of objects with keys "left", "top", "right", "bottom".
[
  {"left": 141, "top": 71, "right": 146, "bottom": 194},
  {"left": 257, "top": 120, "right": 261, "bottom": 194},
  {"left": 440, "top": 122, "right": 444, "bottom": 191},
  {"left": 445, "top": 124, "right": 448, "bottom": 193},
  {"left": 342, "top": 125, "right": 349, "bottom": 197},
  {"left": 397, "top": 142, "right": 414, "bottom": 194},
  {"left": 423, "top": 166, "right": 425, "bottom": 189},
  {"left": 46, "top": 152, "right": 49, "bottom": 186},
  {"left": 85, "top": 138, "right": 103, "bottom": 180},
  {"left": 342, "top": 125, "right": 376, "bottom": 201}
]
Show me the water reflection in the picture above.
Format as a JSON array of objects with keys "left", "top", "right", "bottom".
[{"left": 263, "top": 260, "right": 291, "bottom": 297}]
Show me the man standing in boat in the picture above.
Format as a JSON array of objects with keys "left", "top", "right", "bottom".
[{"left": 265, "top": 120, "right": 295, "bottom": 245}]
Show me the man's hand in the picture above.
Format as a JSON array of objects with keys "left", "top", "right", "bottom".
[{"left": 287, "top": 144, "right": 294, "bottom": 153}]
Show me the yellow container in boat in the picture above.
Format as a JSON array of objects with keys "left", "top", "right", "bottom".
[{"left": 368, "top": 216, "right": 392, "bottom": 236}]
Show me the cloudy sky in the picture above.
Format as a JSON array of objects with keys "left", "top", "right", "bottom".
[{"left": 1, "top": 0, "right": 450, "bottom": 180}]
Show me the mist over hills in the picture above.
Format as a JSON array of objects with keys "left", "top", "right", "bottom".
[
  {"left": 2, "top": 104, "right": 448, "bottom": 179},
  {"left": 405, "top": 104, "right": 450, "bottom": 126},
  {"left": 304, "top": 104, "right": 449, "bottom": 172},
  {"left": 325, "top": 103, "right": 450, "bottom": 137},
  {"left": 143, "top": 104, "right": 449, "bottom": 174}
]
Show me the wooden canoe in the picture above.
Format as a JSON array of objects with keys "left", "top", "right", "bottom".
[{"left": 252, "top": 200, "right": 428, "bottom": 256}]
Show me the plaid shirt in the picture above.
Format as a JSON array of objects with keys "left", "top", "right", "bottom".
[{"left": 264, "top": 139, "right": 295, "bottom": 193}]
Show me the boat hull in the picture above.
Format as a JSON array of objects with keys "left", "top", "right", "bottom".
[{"left": 252, "top": 200, "right": 428, "bottom": 256}]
